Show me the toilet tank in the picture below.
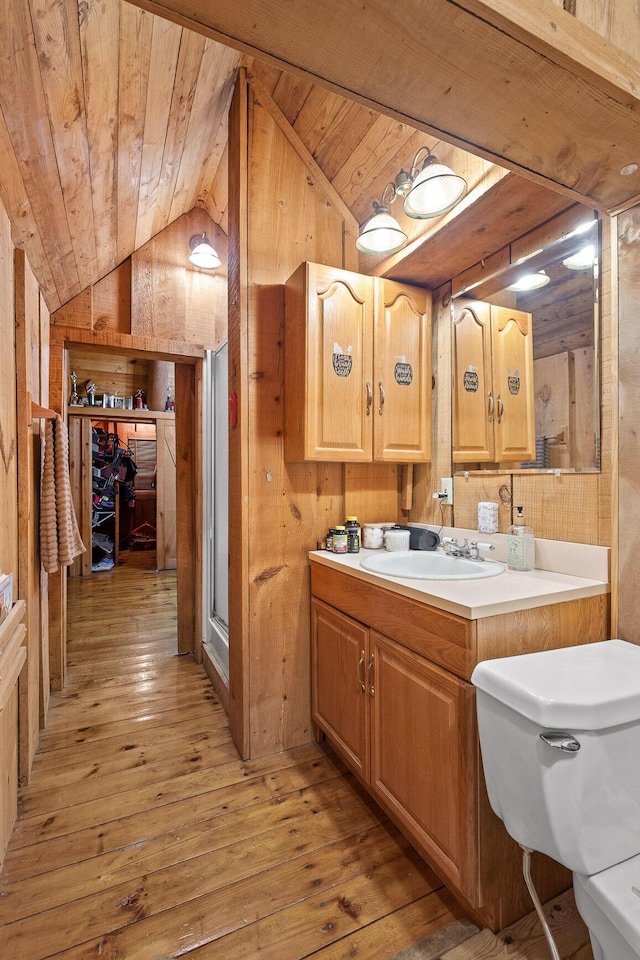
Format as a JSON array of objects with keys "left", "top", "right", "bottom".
[{"left": 472, "top": 639, "right": 640, "bottom": 876}]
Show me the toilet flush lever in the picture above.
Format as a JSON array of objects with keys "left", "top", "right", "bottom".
[{"left": 539, "top": 731, "right": 581, "bottom": 753}]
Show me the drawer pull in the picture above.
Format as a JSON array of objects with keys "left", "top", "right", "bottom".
[
  {"left": 365, "top": 381, "right": 373, "bottom": 416},
  {"left": 367, "top": 653, "right": 375, "bottom": 698},
  {"left": 357, "top": 650, "right": 365, "bottom": 692}
]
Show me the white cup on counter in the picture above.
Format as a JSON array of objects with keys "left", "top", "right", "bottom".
[{"left": 384, "top": 528, "right": 410, "bottom": 551}]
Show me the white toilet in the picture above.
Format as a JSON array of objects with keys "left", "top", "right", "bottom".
[{"left": 471, "top": 639, "right": 640, "bottom": 960}]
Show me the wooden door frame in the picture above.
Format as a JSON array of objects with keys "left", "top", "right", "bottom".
[{"left": 47, "top": 332, "right": 204, "bottom": 690}]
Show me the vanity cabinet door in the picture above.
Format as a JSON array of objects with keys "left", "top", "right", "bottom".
[
  {"left": 285, "top": 262, "right": 374, "bottom": 462},
  {"left": 369, "top": 630, "right": 477, "bottom": 899},
  {"left": 311, "top": 598, "right": 370, "bottom": 781},
  {"left": 373, "top": 279, "right": 431, "bottom": 463}
]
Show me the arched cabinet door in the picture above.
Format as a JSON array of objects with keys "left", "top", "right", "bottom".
[
  {"left": 285, "top": 262, "right": 432, "bottom": 463},
  {"left": 452, "top": 299, "right": 535, "bottom": 464},
  {"left": 374, "top": 280, "right": 431, "bottom": 463},
  {"left": 491, "top": 306, "right": 535, "bottom": 463},
  {"left": 285, "top": 262, "right": 374, "bottom": 462},
  {"left": 452, "top": 300, "right": 493, "bottom": 462}
]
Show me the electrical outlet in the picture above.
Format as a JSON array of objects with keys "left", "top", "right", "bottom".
[{"left": 440, "top": 477, "right": 454, "bottom": 505}]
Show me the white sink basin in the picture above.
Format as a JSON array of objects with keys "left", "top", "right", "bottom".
[{"left": 360, "top": 550, "right": 505, "bottom": 581}]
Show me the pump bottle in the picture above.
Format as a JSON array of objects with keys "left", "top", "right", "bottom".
[{"left": 507, "top": 506, "right": 535, "bottom": 571}]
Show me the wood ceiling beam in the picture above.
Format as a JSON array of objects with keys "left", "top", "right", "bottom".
[{"left": 125, "top": 0, "right": 640, "bottom": 213}]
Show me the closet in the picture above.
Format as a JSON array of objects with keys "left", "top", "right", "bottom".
[{"left": 67, "top": 349, "right": 176, "bottom": 576}]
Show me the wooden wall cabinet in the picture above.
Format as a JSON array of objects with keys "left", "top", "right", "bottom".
[
  {"left": 452, "top": 300, "right": 535, "bottom": 463},
  {"left": 285, "top": 262, "right": 431, "bottom": 462}
]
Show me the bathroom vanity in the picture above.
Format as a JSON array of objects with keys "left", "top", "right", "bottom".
[{"left": 309, "top": 546, "right": 610, "bottom": 931}]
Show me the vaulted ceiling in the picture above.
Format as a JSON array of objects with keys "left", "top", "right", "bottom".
[{"left": 0, "top": 0, "right": 577, "bottom": 313}]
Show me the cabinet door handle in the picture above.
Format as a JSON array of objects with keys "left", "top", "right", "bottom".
[
  {"left": 367, "top": 653, "right": 375, "bottom": 698},
  {"left": 357, "top": 650, "right": 365, "bottom": 692},
  {"left": 496, "top": 394, "right": 504, "bottom": 424},
  {"left": 365, "top": 380, "right": 373, "bottom": 416},
  {"left": 488, "top": 391, "right": 494, "bottom": 423},
  {"left": 378, "top": 380, "right": 385, "bottom": 416}
]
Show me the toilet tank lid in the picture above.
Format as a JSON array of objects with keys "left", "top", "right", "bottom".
[{"left": 471, "top": 640, "right": 640, "bottom": 730}]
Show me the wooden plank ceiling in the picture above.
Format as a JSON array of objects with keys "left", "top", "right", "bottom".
[{"left": 0, "top": 0, "right": 574, "bottom": 313}]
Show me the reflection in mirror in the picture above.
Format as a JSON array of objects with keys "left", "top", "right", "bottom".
[{"left": 452, "top": 213, "right": 600, "bottom": 474}]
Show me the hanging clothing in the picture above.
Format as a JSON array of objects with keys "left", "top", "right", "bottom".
[{"left": 40, "top": 415, "right": 86, "bottom": 573}]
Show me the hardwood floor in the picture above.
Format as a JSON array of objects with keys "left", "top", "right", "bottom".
[{"left": 0, "top": 553, "right": 593, "bottom": 959}]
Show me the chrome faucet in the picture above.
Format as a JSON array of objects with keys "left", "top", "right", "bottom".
[{"left": 441, "top": 537, "right": 495, "bottom": 561}]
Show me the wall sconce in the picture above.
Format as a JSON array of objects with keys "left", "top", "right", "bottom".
[
  {"left": 507, "top": 270, "right": 550, "bottom": 292},
  {"left": 355, "top": 184, "right": 408, "bottom": 255},
  {"left": 357, "top": 146, "right": 467, "bottom": 255},
  {"left": 188, "top": 233, "right": 221, "bottom": 270},
  {"left": 562, "top": 244, "right": 596, "bottom": 270}
]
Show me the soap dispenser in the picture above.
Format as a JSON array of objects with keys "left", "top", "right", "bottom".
[{"left": 507, "top": 506, "right": 535, "bottom": 571}]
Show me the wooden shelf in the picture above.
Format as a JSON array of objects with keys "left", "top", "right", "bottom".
[
  {"left": 0, "top": 599, "right": 26, "bottom": 655},
  {"left": 68, "top": 407, "right": 175, "bottom": 421}
]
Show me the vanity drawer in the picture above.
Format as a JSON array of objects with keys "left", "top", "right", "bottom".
[{"left": 310, "top": 563, "right": 474, "bottom": 679}]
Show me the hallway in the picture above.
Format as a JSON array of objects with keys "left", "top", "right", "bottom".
[
  {"left": 0, "top": 556, "right": 471, "bottom": 958},
  {"left": 0, "top": 556, "right": 592, "bottom": 958}
]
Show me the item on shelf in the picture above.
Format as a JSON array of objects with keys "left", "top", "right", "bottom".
[
  {"left": 345, "top": 516, "right": 360, "bottom": 553},
  {"left": 478, "top": 501, "right": 499, "bottom": 534},
  {"left": 127, "top": 522, "right": 156, "bottom": 551},
  {"left": 135, "top": 389, "right": 144, "bottom": 410},
  {"left": 384, "top": 526, "right": 411, "bottom": 551},
  {"left": 332, "top": 526, "right": 347, "bottom": 553},
  {"left": 85, "top": 380, "right": 96, "bottom": 405},
  {"left": 507, "top": 505, "right": 535, "bottom": 571},
  {"left": 362, "top": 522, "right": 395, "bottom": 549},
  {"left": 69, "top": 370, "right": 80, "bottom": 405}
]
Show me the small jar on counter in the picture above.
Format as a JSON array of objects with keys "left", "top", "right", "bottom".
[
  {"left": 362, "top": 522, "right": 395, "bottom": 549},
  {"left": 345, "top": 516, "right": 360, "bottom": 553},
  {"left": 332, "top": 525, "right": 348, "bottom": 553},
  {"left": 325, "top": 528, "right": 334, "bottom": 551}
]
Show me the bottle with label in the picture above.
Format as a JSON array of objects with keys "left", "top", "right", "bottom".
[
  {"left": 506, "top": 506, "right": 535, "bottom": 571},
  {"left": 332, "top": 525, "right": 348, "bottom": 553},
  {"left": 345, "top": 516, "right": 360, "bottom": 553}
]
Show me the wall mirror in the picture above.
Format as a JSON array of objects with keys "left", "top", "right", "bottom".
[{"left": 451, "top": 212, "right": 600, "bottom": 474}]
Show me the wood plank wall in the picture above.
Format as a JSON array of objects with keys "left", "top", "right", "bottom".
[
  {"left": 228, "top": 70, "right": 370, "bottom": 758},
  {"left": 0, "top": 203, "right": 17, "bottom": 582},
  {"left": 616, "top": 204, "right": 639, "bottom": 641},
  {"left": 14, "top": 248, "right": 50, "bottom": 779}
]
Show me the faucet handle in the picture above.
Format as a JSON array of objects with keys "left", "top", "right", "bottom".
[{"left": 469, "top": 540, "right": 495, "bottom": 560}]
